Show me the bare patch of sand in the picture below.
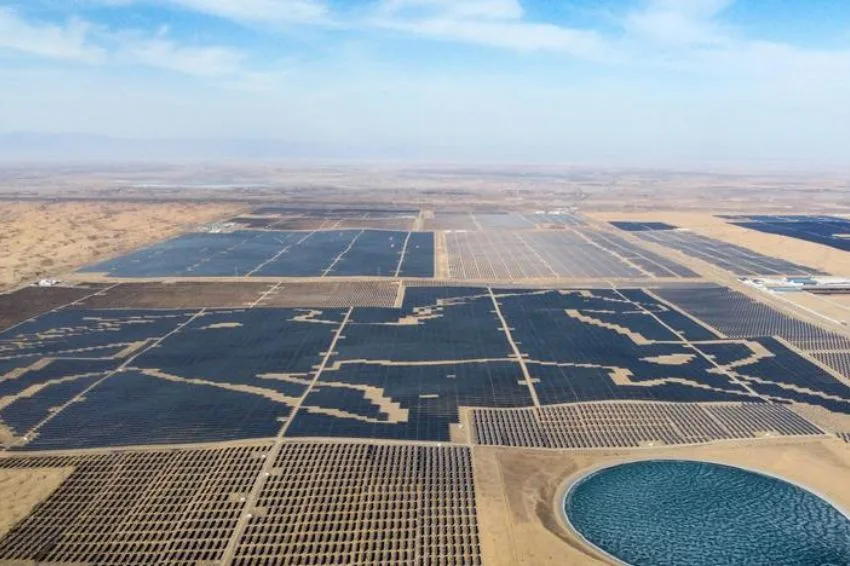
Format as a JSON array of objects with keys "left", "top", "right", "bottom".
[
  {"left": 792, "top": 403, "right": 850, "bottom": 434},
  {"left": 565, "top": 309, "right": 651, "bottom": 345},
  {"left": 641, "top": 353, "right": 695, "bottom": 365},
  {"left": 0, "top": 422, "right": 15, "bottom": 445},
  {"left": 200, "top": 322, "right": 244, "bottom": 330},
  {"left": 0, "top": 358, "right": 52, "bottom": 380},
  {"left": 0, "top": 201, "right": 239, "bottom": 291},
  {"left": 308, "top": 380, "right": 408, "bottom": 423},
  {"left": 135, "top": 368, "right": 300, "bottom": 406},
  {"left": 0, "top": 467, "right": 74, "bottom": 538}
]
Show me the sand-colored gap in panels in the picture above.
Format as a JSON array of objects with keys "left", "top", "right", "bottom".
[
  {"left": 0, "top": 372, "right": 105, "bottom": 413},
  {"left": 564, "top": 309, "right": 652, "bottom": 345},
  {"left": 298, "top": 378, "right": 409, "bottom": 425},
  {"left": 641, "top": 353, "right": 696, "bottom": 365},
  {"left": 131, "top": 368, "right": 301, "bottom": 407}
]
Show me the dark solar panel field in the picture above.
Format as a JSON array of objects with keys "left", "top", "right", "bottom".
[
  {"left": 609, "top": 221, "right": 677, "bottom": 232},
  {"left": 5, "top": 285, "right": 847, "bottom": 451},
  {"left": 230, "top": 207, "right": 420, "bottom": 231},
  {"left": 724, "top": 215, "right": 850, "bottom": 253},
  {"left": 239, "top": 206, "right": 418, "bottom": 225},
  {"left": 655, "top": 286, "right": 850, "bottom": 349},
  {"left": 655, "top": 285, "right": 850, "bottom": 385},
  {"left": 0, "top": 306, "right": 342, "bottom": 449},
  {"left": 79, "top": 229, "right": 435, "bottom": 278},
  {"left": 250, "top": 207, "right": 419, "bottom": 217},
  {"left": 625, "top": 227, "right": 824, "bottom": 276}
]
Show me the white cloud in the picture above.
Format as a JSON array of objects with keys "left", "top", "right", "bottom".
[
  {"left": 387, "top": 18, "right": 608, "bottom": 56},
  {"left": 0, "top": 7, "right": 254, "bottom": 80},
  {"left": 617, "top": 0, "right": 850, "bottom": 88},
  {"left": 370, "top": 0, "right": 609, "bottom": 58},
  {"left": 120, "top": 37, "right": 245, "bottom": 77},
  {"left": 0, "top": 8, "right": 104, "bottom": 62},
  {"left": 624, "top": 0, "right": 735, "bottom": 46},
  {"left": 376, "top": 0, "right": 524, "bottom": 21}
]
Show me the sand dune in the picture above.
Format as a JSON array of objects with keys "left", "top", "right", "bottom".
[{"left": 0, "top": 202, "right": 239, "bottom": 291}]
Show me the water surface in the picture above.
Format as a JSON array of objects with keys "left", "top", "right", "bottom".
[{"left": 565, "top": 460, "right": 850, "bottom": 566}]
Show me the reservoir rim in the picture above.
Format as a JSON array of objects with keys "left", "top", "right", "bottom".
[{"left": 556, "top": 456, "right": 850, "bottom": 566}]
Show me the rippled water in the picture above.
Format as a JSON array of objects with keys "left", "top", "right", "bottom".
[{"left": 565, "top": 460, "right": 850, "bottom": 566}]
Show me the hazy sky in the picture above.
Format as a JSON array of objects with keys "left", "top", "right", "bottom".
[{"left": 2, "top": 0, "right": 850, "bottom": 164}]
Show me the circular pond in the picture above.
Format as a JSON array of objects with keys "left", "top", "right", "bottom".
[{"left": 564, "top": 460, "right": 850, "bottom": 566}]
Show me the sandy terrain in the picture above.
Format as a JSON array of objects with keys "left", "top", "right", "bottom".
[
  {"left": 586, "top": 211, "right": 850, "bottom": 277},
  {"left": 818, "top": 294, "right": 850, "bottom": 308},
  {"left": 0, "top": 202, "right": 240, "bottom": 291},
  {"left": 1, "top": 165, "right": 847, "bottom": 219},
  {"left": 474, "top": 437, "right": 850, "bottom": 566},
  {"left": 0, "top": 467, "right": 73, "bottom": 538},
  {"left": 765, "top": 291, "right": 850, "bottom": 328},
  {"left": 792, "top": 403, "right": 850, "bottom": 434}
]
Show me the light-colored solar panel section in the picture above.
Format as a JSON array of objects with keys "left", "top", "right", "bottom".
[
  {"left": 232, "top": 442, "right": 481, "bottom": 566},
  {"left": 445, "top": 229, "right": 696, "bottom": 280},
  {"left": 634, "top": 230, "right": 824, "bottom": 276},
  {"left": 471, "top": 402, "right": 824, "bottom": 448}
]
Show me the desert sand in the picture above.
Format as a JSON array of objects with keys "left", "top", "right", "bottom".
[
  {"left": 474, "top": 437, "right": 850, "bottom": 566},
  {"left": 0, "top": 467, "right": 74, "bottom": 538},
  {"left": 0, "top": 202, "right": 240, "bottom": 291}
]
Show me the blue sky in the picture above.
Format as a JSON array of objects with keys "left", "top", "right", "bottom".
[{"left": 1, "top": 0, "right": 850, "bottom": 165}]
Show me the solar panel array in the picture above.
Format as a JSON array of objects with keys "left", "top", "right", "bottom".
[
  {"left": 609, "top": 221, "right": 678, "bottom": 232},
  {"left": 655, "top": 286, "right": 850, "bottom": 350},
  {"left": 79, "top": 230, "right": 435, "bottom": 278},
  {"left": 530, "top": 213, "right": 585, "bottom": 226},
  {"left": 813, "top": 353, "right": 850, "bottom": 382},
  {"left": 0, "top": 444, "right": 271, "bottom": 565},
  {"left": 656, "top": 286, "right": 850, "bottom": 392},
  {"left": 425, "top": 212, "right": 542, "bottom": 230},
  {"left": 258, "top": 281, "right": 400, "bottom": 308},
  {"left": 0, "top": 442, "right": 481, "bottom": 566},
  {"left": 444, "top": 230, "right": 696, "bottom": 280},
  {"left": 232, "top": 443, "right": 481, "bottom": 566},
  {"left": 6, "top": 285, "right": 850, "bottom": 450},
  {"left": 628, "top": 228, "right": 824, "bottom": 276},
  {"left": 581, "top": 230, "right": 698, "bottom": 277},
  {"left": 0, "top": 307, "right": 345, "bottom": 450},
  {"left": 471, "top": 402, "right": 823, "bottom": 448},
  {"left": 231, "top": 210, "right": 418, "bottom": 231},
  {"left": 724, "top": 215, "right": 850, "bottom": 253}
]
